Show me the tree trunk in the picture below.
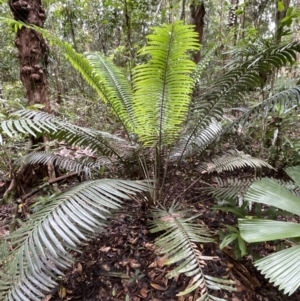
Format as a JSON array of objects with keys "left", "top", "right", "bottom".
[
  {"left": 190, "top": 0, "right": 205, "bottom": 63},
  {"left": 9, "top": 0, "right": 50, "bottom": 111},
  {"left": 4, "top": 0, "right": 54, "bottom": 203}
]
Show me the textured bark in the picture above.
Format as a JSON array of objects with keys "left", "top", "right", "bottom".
[
  {"left": 9, "top": 0, "right": 50, "bottom": 111},
  {"left": 6, "top": 0, "right": 53, "bottom": 199},
  {"left": 190, "top": 1, "right": 205, "bottom": 63}
]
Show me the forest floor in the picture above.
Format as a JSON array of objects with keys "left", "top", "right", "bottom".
[{"left": 1, "top": 168, "right": 300, "bottom": 301}]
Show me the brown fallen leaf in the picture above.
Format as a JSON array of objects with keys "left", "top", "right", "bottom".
[
  {"left": 150, "top": 283, "right": 167, "bottom": 291},
  {"left": 139, "top": 287, "right": 148, "bottom": 298},
  {"left": 76, "top": 262, "right": 83, "bottom": 273},
  {"left": 43, "top": 295, "right": 52, "bottom": 301},
  {"left": 58, "top": 285, "right": 67, "bottom": 299},
  {"left": 100, "top": 246, "right": 111, "bottom": 252},
  {"left": 156, "top": 256, "right": 168, "bottom": 267},
  {"left": 129, "top": 259, "right": 141, "bottom": 268}
]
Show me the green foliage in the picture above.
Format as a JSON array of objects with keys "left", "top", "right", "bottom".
[
  {"left": 2, "top": 109, "right": 130, "bottom": 159},
  {"left": 2, "top": 14, "right": 300, "bottom": 300},
  {"left": 198, "top": 150, "right": 273, "bottom": 174},
  {"left": 239, "top": 165, "right": 300, "bottom": 295},
  {"left": 149, "top": 203, "right": 236, "bottom": 300},
  {"left": 0, "top": 179, "right": 149, "bottom": 301},
  {"left": 132, "top": 22, "right": 199, "bottom": 146},
  {"left": 219, "top": 225, "right": 247, "bottom": 258}
]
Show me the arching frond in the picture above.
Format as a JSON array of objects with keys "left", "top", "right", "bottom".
[
  {"left": 21, "top": 151, "right": 108, "bottom": 177},
  {"left": 203, "top": 177, "right": 255, "bottom": 203},
  {"left": 0, "top": 179, "right": 149, "bottom": 301},
  {"left": 198, "top": 150, "right": 273, "bottom": 174},
  {"left": 132, "top": 21, "right": 200, "bottom": 146},
  {"left": 171, "top": 120, "right": 222, "bottom": 160},
  {"left": 1, "top": 110, "right": 133, "bottom": 159},
  {"left": 0, "top": 18, "right": 134, "bottom": 132},
  {"left": 83, "top": 52, "right": 135, "bottom": 130},
  {"left": 178, "top": 43, "right": 300, "bottom": 163},
  {"left": 192, "top": 44, "right": 219, "bottom": 84},
  {"left": 231, "top": 87, "right": 300, "bottom": 128},
  {"left": 149, "top": 203, "right": 236, "bottom": 300}
]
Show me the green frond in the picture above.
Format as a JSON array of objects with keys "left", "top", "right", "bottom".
[
  {"left": 181, "top": 43, "right": 300, "bottom": 160},
  {"left": 244, "top": 177, "right": 300, "bottom": 215},
  {"left": 132, "top": 21, "right": 200, "bottom": 146},
  {"left": 273, "top": 178, "right": 300, "bottom": 197},
  {"left": 0, "top": 179, "right": 149, "bottom": 301},
  {"left": 254, "top": 245, "right": 300, "bottom": 296},
  {"left": 0, "top": 18, "right": 133, "bottom": 131},
  {"left": 21, "top": 151, "right": 108, "bottom": 177},
  {"left": 198, "top": 150, "right": 273, "bottom": 173},
  {"left": 84, "top": 52, "right": 135, "bottom": 130},
  {"left": 192, "top": 44, "right": 219, "bottom": 84},
  {"left": 238, "top": 167, "right": 300, "bottom": 295},
  {"left": 149, "top": 203, "right": 235, "bottom": 300},
  {"left": 1, "top": 110, "right": 133, "bottom": 159},
  {"left": 171, "top": 120, "right": 222, "bottom": 160},
  {"left": 232, "top": 87, "right": 300, "bottom": 128},
  {"left": 203, "top": 177, "right": 255, "bottom": 204}
]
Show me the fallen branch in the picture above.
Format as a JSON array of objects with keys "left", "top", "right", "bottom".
[{"left": 20, "top": 171, "right": 79, "bottom": 201}]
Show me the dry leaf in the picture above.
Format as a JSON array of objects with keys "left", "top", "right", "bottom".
[
  {"left": 148, "top": 261, "right": 157, "bottom": 268},
  {"left": 100, "top": 246, "right": 111, "bottom": 252},
  {"left": 150, "top": 283, "right": 167, "bottom": 291},
  {"left": 129, "top": 259, "right": 141, "bottom": 268},
  {"left": 58, "top": 286, "right": 67, "bottom": 299},
  {"left": 43, "top": 295, "right": 52, "bottom": 301},
  {"left": 139, "top": 287, "right": 148, "bottom": 298},
  {"left": 156, "top": 256, "right": 168, "bottom": 267},
  {"left": 77, "top": 262, "right": 83, "bottom": 273}
]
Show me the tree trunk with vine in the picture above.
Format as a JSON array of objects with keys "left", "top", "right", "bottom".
[{"left": 4, "top": 0, "right": 53, "bottom": 203}]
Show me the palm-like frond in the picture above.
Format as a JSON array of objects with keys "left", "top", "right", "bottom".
[
  {"left": 0, "top": 179, "right": 149, "bottom": 301},
  {"left": 230, "top": 87, "right": 300, "bottom": 129},
  {"left": 239, "top": 166, "right": 300, "bottom": 295},
  {"left": 171, "top": 120, "right": 222, "bottom": 160},
  {"left": 83, "top": 52, "right": 135, "bottom": 130},
  {"left": 132, "top": 21, "right": 200, "bottom": 146},
  {"left": 149, "top": 203, "right": 235, "bottom": 300},
  {"left": 1, "top": 110, "right": 133, "bottom": 159},
  {"left": 192, "top": 44, "right": 219, "bottom": 84},
  {"left": 21, "top": 151, "right": 107, "bottom": 177},
  {"left": 177, "top": 43, "right": 300, "bottom": 162},
  {"left": 203, "top": 177, "right": 255, "bottom": 203},
  {"left": 198, "top": 150, "right": 273, "bottom": 174}
]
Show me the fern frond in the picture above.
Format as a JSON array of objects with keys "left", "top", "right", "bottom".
[
  {"left": 198, "top": 150, "right": 273, "bottom": 174},
  {"left": 178, "top": 43, "right": 300, "bottom": 163},
  {"left": 171, "top": 120, "right": 222, "bottom": 160},
  {"left": 192, "top": 44, "right": 219, "bottom": 84},
  {"left": 231, "top": 87, "right": 300, "bottom": 129},
  {"left": 1, "top": 110, "right": 133, "bottom": 159},
  {"left": 21, "top": 151, "right": 104, "bottom": 177},
  {"left": 149, "top": 203, "right": 235, "bottom": 300},
  {"left": 132, "top": 21, "right": 200, "bottom": 146},
  {"left": 203, "top": 177, "right": 255, "bottom": 202},
  {"left": 0, "top": 179, "right": 149, "bottom": 301},
  {"left": 83, "top": 52, "right": 135, "bottom": 130}
]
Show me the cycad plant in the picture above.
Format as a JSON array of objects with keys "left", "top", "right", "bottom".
[{"left": 1, "top": 19, "right": 300, "bottom": 300}]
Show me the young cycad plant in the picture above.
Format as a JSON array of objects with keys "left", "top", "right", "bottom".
[{"left": 1, "top": 17, "right": 300, "bottom": 300}]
